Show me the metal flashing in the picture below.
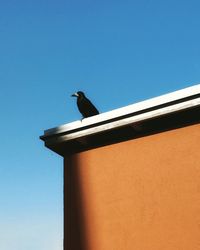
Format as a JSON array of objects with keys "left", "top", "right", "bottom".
[{"left": 40, "top": 84, "right": 200, "bottom": 155}]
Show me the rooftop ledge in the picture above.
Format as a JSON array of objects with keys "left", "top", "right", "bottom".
[{"left": 40, "top": 84, "right": 200, "bottom": 156}]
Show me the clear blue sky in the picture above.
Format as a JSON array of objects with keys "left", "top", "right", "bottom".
[{"left": 0, "top": 0, "right": 200, "bottom": 249}]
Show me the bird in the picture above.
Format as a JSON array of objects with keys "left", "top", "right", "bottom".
[{"left": 71, "top": 91, "right": 99, "bottom": 118}]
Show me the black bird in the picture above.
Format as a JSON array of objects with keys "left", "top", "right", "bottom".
[{"left": 71, "top": 91, "right": 99, "bottom": 118}]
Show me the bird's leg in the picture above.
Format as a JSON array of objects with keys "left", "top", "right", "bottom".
[{"left": 81, "top": 117, "right": 85, "bottom": 122}]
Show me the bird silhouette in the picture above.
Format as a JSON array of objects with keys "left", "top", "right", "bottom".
[{"left": 71, "top": 91, "right": 99, "bottom": 118}]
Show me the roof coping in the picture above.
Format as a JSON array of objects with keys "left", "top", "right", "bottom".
[{"left": 40, "top": 84, "right": 200, "bottom": 156}]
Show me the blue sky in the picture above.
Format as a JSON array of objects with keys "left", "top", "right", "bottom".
[{"left": 0, "top": 0, "right": 200, "bottom": 249}]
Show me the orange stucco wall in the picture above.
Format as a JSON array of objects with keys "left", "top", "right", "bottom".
[{"left": 64, "top": 124, "right": 200, "bottom": 250}]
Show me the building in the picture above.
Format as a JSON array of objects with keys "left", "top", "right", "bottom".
[{"left": 40, "top": 84, "right": 200, "bottom": 250}]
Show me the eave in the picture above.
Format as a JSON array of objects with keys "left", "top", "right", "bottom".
[{"left": 40, "top": 84, "right": 200, "bottom": 156}]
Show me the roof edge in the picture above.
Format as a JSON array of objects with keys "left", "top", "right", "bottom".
[{"left": 41, "top": 84, "right": 200, "bottom": 139}]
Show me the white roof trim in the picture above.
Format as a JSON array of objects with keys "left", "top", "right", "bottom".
[{"left": 43, "top": 84, "right": 200, "bottom": 138}]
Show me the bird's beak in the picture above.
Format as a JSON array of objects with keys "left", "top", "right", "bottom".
[{"left": 71, "top": 93, "right": 79, "bottom": 97}]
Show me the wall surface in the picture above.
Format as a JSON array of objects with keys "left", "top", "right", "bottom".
[{"left": 64, "top": 124, "right": 200, "bottom": 250}]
